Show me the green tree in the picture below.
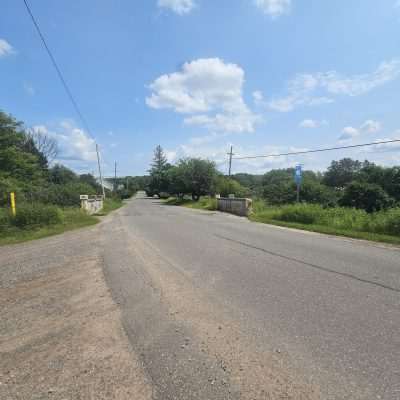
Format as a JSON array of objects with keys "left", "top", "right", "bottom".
[
  {"left": 49, "top": 164, "right": 77, "bottom": 185},
  {"left": 173, "top": 158, "right": 217, "bottom": 201},
  {"left": 323, "top": 158, "right": 362, "bottom": 188},
  {"left": 0, "top": 111, "right": 46, "bottom": 182},
  {"left": 339, "top": 181, "right": 394, "bottom": 213},
  {"left": 215, "top": 176, "right": 249, "bottom": 198},
  {"left": 147, "top": 145, "right": 171, "bottom": 196}
]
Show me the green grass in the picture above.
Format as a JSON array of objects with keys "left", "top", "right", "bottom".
[
  {"left": 166, "top": 196, "right": 400, "bottom": 246},
  {"left": 0, "top": 208, "right": 98, "bottom": 246},
  {"left": 94, "top": 197, "right": 124, "bottom": 216},
  {"left": 249, "top": 214, "right": 400, "bottom": 245},
  {"left": 250, "top": 201, "right": 400, "bottom": 245},
  {"left": 0, "top": 198, "right": 124, "bottom": 246}
]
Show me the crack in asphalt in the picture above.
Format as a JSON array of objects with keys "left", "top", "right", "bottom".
[{"left": 214, "top": 234, "right": 400, "bottom": 294}]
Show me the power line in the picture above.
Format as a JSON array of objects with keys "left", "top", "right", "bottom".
[
  {"left": 23, "top": 0, "right": 107, "bottom": 196},
  {"left": 22, "top": 0, "right": 94, "bottom": 139},
  {"left": 233, "top": 138, "right": 400, "bottom": 160}
]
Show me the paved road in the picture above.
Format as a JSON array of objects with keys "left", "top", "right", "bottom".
[{"left": 101, "top": 194, "right": 400, "bottom": 400}]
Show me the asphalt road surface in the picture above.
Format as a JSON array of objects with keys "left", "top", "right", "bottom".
[
  {"left": 2, "top": 194, "right": 399, "bottom": 400},
  {"left": 101, "top": 194, "right": 400, "bottom": 400}
]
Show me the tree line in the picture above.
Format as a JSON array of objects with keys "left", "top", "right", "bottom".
[
  {"left": 146, "top": 145, "right": 247, "bottom": 200},
  {"left": 147, "top": 145, "right": 400, "bottom": 213}
]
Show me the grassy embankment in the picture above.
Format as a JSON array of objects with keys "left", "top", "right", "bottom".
[
  {"left": 0, "top": 197, "right": 123, "bottom": 246},
  {"left": 165, "top": 197, "right": 400, "bottom": 245}
]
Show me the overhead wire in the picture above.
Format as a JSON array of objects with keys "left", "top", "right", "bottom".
[{"left": 233, "top": 138, "right": 400, "bottom": 160}]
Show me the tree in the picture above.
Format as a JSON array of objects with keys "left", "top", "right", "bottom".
[
  {"left": 49, "top": 164, "right": 77, "bottom": 185},
  {"left": 173, "top": 158, "right": 217, "bottom": 201},
  {"left": 215, "top": 176, "right": 249, "bottom": 198},
  {"left": 27, "top": 128, "right": 58, "bottom": 164},
  {"left": 147, "top": 145, "right": 171, "bottom": 196},
  {"left": 323, "top": 158, "right": 362, "bottom": 188},
  {"left": 0, "top": 111, "right": 46, "bottom": 182},
  {"left": 339, "top": 181, "right": 394, "bottom": 213}
]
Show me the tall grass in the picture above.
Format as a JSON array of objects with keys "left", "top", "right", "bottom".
[{"left": 251, "top": 201, "right": 400, "bottom": 237}]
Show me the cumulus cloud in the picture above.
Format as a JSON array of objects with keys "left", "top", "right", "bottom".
[
  {"left": 158, "top": 0, "right": 196, "bottom": 15},
  {"left": 338, "top": 119, "right": 382, "bottom": 142},
  {"left": 268, "top": 59, "right": 400, "bottom": 112},
  {"left": 360, "top": 119, "right": 382, "bottom": 134},
  {"left": 32, "top": 120, "right": 97, "bottom": 164},
  {"left": 339, "top": 126, "right": 360, "bottom": 142},
  {"left": 0, "top": 38, "right": 14, "bottom": 57},
  {"left": 255, "top": 0, "right": 291, "bottom": 18},
  {"left": 299, "top": 119, "right": 328, "bottom": 129},
  {"left": 146, "top": 58, "right": 260, "bottom": 133},
  {"left": 166, "top": 132, "right": 316, "bottom": 174}
]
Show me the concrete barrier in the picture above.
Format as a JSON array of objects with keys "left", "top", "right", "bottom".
[
  {"left": 80, "top": 195, "right": 104, "bottom": 215},
  {"left": 217, "top": 197, "right": 252, "bottom": 217}
]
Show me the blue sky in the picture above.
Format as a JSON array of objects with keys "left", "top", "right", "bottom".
[{"left": 1, "top": 0, "right": 400, "bottom": 176}]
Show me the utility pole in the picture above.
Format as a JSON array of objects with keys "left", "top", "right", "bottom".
[
  {"left": 227, "top": 146, "right": 234, "bottom": 177},
  {"left": 96, "top": 143, "right": 106, "bottom": 198},
  {"left": 114, "top": 161, "right": 117, "bottom": 192}
]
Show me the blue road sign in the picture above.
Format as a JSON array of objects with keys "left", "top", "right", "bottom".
[{"left": 294, "top": 165, "right": 302, "bottom": 185}]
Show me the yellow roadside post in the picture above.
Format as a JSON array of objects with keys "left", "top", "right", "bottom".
[{"left": 10, "top": 192, "right": 16, "bottom": 217}]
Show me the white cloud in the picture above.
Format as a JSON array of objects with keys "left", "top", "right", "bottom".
[
  {"left": 360, "top": 119, "right": 382, "bottom": 134},
  {"left": 146, "top": 58, "right": 260, "bottom": 133},
  {"left": 32, "top": 121, "right": 97, "bottom": 164},
  {"left": 0, "top": 38, "right": 14, "bottom": 57},
  {"left": 158, "top": 0, "right": 196, "bottom": 15},
  {"left": 339, "top": 126, "right": 360, "bottom": 141},
  {"left": 299, "top": 119, "right": 328, "bottom": 129},
  {"left": 338, "top": 119, "right": 382, "bottom": 142},
  {"left": 268, "top": 59, "right": 400, "bottom": 112},
  {"left": 255, "top": 0, "right": 291, "bottom": 18}
]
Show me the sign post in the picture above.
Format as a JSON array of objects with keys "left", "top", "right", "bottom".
[
  {"left": 10, "top": 192, "right": 16, "bottom": 217},
  {"left": 294, "top": 165, "right": 302, "bottom": 203}
]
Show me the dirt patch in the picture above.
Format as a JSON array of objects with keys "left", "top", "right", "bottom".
[{"left": 0, "top": 227, "right": 152, "bottom": 400}]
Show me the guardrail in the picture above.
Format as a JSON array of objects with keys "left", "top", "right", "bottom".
[
  {"left": 217, "top": 197, "right": 252, "bottom": 217},
  {"left": 80, "top": 195, "right": 104, "bottom": 215}
]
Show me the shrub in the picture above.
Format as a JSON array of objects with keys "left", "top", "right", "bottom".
[
  {"left": 0, "top": 207, "right": 11, "bottom": 232},
  {"left": 339, "top": 182, "right": 394, "bottom": 213},
  {"left": 368, "top": 208, "right": 400, "bottom": 236},
  {"left": 46, "top": 182, "right": 96, "bottom": 207},
  {"left": 277, "top": 204, "right": 325, "bottom": 224},
  {"left": 11, "top": 203, "right": 63, "bottom": 228}
]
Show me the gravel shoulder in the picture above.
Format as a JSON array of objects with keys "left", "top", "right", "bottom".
[{"left": 0, "top": 220, "right": 152, "bottom": 400}]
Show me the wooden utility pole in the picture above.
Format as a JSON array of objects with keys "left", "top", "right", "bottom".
[
  {"left": 96, "top": 143, "right": 106, "bottom": 198},
  {"left": 114, "top": 161, "right": 117, "bottom": 192},
  {"left": 227, "top": 146, "right": 234, "bottom": 177}
]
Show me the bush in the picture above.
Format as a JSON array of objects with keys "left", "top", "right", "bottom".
[
  {"left": 11, "top": 203, "right": 64, "bottom": 228},
  {"left": 276, "top": 204, "right": 325, "bottom": 224},
  {"left": 367, "top": 208, "right": 400, "bottom": 236},
  {"left": 46, "top": 182, "right": 96, "bottom": 207},
  {"left": 339, "top": 182, "right": 394, "bottom": 213},
  {"left": 216, "top": 177, "right": 249, "bottom": 198}
]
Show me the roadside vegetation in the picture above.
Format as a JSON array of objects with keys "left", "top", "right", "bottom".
[
  {"left": 0, "top": 110, "right": 134, "bottom": 245},
  {"left": 146, "top": 145, "right": 400, "bottom": 244}
]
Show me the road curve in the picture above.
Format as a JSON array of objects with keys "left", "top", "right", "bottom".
[{"left": 102, "top": 194, "right": 400, "bottom": 400}]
